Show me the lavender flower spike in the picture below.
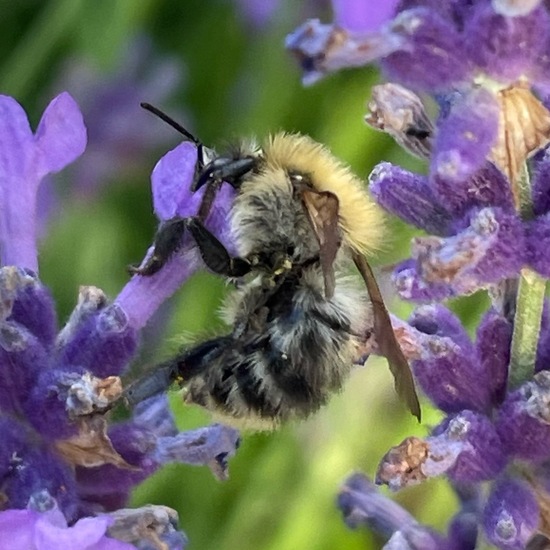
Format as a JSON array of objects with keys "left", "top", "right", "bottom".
[
  {"left": 0, "top": 93, "right": 86, "bottom": 272},
  {"left": 0, "top": 93, "right": 242, "bottom": 549}
]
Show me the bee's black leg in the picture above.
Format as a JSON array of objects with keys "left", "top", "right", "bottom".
[
  {"left": 194, "top": 157, "right": 256, "bottom": 192},
  {"left": 123, "top": 336, "right": 232, "bottom": 406},
  {"left": 187, "top": 218, "right": 251, "bottom": 277},
  {"left": 129, "top": 217, "right": 188, "bottom": 276},
  {"left": 130, "top": 216, "right": 251, "bottom": 278}
]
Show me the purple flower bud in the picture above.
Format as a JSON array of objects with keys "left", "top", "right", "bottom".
[
  {"left": 430, "top": 411, "right": 507, "bottom": 483},
  {"left": 3, "top": 268, "right": 57, "bottom": 348},
  {"left": 496, "top": 371, "right": 550, "bottom": 461},
  {"left": 408, "top": 305, "right": 492, "bottom": 413},
  {"left": 377, "top": 411, "right": 506, "bottom": 490},
  {"left": 338, "top": 473, "right": 417, "bottom": 534},
  {"left": 464, "top": 4, "right": 550, "bottom": 83},
  {"left": 384, "top": 525, "right": 449, "bottom": 550},
  {"left": 397, "top": 207, "right": 525, "bottom": 300},
  {"left": 0, "top": 322, "right": 49, "bottom": 414},
  {"left": 381, "top": 8, "right": 472, "bottom": 92},
  {"left": 4, "top": 448, "right": 79, "bottom": 522},
  {"left": 430, "top": 88, "right": 500, "bottom": 186},
  {"left": 57, "top": 304, "right": 137, "bottom": 378},
  {"left": 369, "top": 163, "right": 452, "bottom": 236},
  {"left": 285, "top": 19, "right": 404, "bottom": 86},
  {"left": 482, "top": 477, "right": 539, "bottom": 550},
  {"left": 107, "top": 505, "right": 187, "bottom": 550},
  {"left": 475, "top": 309, "right": 512, "bottom": 406},
  {"left": 132, "top": 395, "right": 178, "bottom": 438},
  {"left": 0, "top": 417, "right": 31, "bottom": 479},
  {"left": 152, "top": 423, "right": 241, "bottom": 481}
]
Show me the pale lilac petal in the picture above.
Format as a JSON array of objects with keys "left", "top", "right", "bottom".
[
  {"left": 34, "top": 92, "right": 87, "bottom": 176},
  {"left": 332, "top": 0, "right": 399, "bottom": 32}
]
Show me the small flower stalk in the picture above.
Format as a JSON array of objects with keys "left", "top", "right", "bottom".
[
  {"left": 0, "top": 93, "right": 240, "bottom": 549},
  {"left": 289, "top": 0, "right": 550, "bottom": 547}
]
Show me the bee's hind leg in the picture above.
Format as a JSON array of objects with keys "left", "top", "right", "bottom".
[
  {"left": 123, "top": 336, "right": 232, "bottom": 406},
  {"left": 129, "top": 215, "right": 252, "bottom": 278},
  {"left": 186, "top": 218, "right": 251, "bottom": 277},
  {"left": 129, "top": 217, "right": 189, "bottom": 276}
]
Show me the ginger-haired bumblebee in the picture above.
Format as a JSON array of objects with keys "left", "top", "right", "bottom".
[{"left": 126, "top": 104, "right": 420, "bottom": 428}]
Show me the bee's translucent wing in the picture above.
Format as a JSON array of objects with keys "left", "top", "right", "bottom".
[{"left": 353, "top": 253, "right": 421, "bottom": 422}]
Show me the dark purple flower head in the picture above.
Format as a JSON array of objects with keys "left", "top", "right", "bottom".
[
  {"left": 0, "top": 94, "right": 240, "bottom": 549},
  {"left": 308, "top": 1, "right": 550, "bottom": 548},
  {"left": 482, "top": 477, "right": 539, "bottom": 550}
]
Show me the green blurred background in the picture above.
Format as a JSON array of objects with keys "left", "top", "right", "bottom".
[{"left": 0, "top": 1, "right": 487, "bottom": 548}]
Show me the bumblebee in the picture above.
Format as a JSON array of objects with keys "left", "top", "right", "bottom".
[{"left": 126, "top": 105, "right": 420, "bottom": 428}]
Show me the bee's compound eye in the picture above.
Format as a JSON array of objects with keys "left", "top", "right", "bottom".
[{"left": 286, "top": 245, "right": 295, "bottom": 257}]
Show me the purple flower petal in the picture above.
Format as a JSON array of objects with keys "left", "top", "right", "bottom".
[
  {"left": 57, "top": 304, "right": 138, "bottom": 377},
  {"left": 8, "top": 271, "right": 57, "bottom": 348},
  {"left": 482, "top": 477, "right": 539, "bottom": 550},
  {"left": 432, "top": 161, "right": 514, "bottom": 221},
  {"left": 0, "top": 507, "right": 134, "bottom": 550},
  {"left": 393, "top": 259, "right": 458, "bottom": 302},
  {"left": 4, "top": 448, "right": 79, "bottom": 522},
  {"left": 337, "top": 473, "right": 417, "bottom": 534},
  {"left": 430, "top": 89, "right": 500, "bottom": 187},
  {"left": 381, "top": 8, "right": 472, "bottom": 92},
  {"left": 475, "top": 309, "right": 512, "bottom": 406},
  {"left": 115, "top": 247, "right": 200, "bottom": 330},
  {"left": 465, "top": 4, "right": 550, "bottom": 83},
  {"left": 0, "top": 322, "right": 49, "bottom": 414},
  {"left": 496, "top": 371, "right": 550, "bottom": 461},
  {"left": 152, "top": 423, "right": 241, "bottom": 480},
  {"left": 152, "top": 142, "right": 198, "bottom": 220},
  {"left": 0, "top": 417, "right": 31, "bottom": 479},
  {"left": 34, "top": 92, "right": 87, "bottom": 176},
  {"left": 285, "top": 19, "right": 404, "bottom": 86},
  {"left": 107, "top": 505, "right": 186, "bottom": 550},
  {"left": 132, "top": 394, "right": 178, "bottom": 438},
  {"left": 0, "top": 93, "right": 86, "bottom": 272},
  {"left": 332, "top": 0, "right": 399, "bottom": 32},
  {"left": 408, "top": 305, "right": 492, "bottom": 413},
  {"left": 429, "top": 411, "right": 507, "bottom": 483},
  {"left": 369, "top": 163, "right": 452, "bottom": 235},
  {"left": 526, "top": 213, "right": 550, "bottom": 277},
  {"left": 399, "top": 207, "right": 525, "bottom": 300}
]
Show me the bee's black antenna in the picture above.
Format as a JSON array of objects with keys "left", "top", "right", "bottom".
[{"left": 140, "top": 102, "right": 201, "bottom": 146}]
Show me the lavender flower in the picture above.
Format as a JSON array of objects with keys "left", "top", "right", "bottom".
[
  {"left": 289, "top": 1, "right": 550, "bottom": 548},
  {"left": 0, "top": 93, "right": 240, "bottom": 549}
]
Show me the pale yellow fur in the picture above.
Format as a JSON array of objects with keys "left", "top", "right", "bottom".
[{"left": 261, "top": 133, "right": 386, "bottom": 255}]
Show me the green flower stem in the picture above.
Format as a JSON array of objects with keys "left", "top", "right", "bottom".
[
  {"left": 509, "top": 268, "right": 546, "bottom": 389},
  {"left": 508, "top": 164, "right": 547, "bottom": 389}
]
